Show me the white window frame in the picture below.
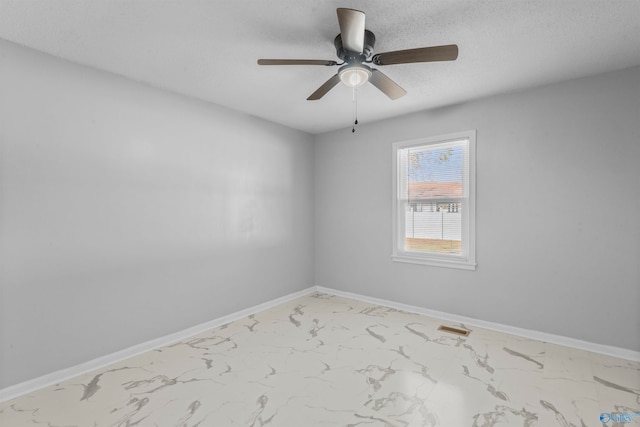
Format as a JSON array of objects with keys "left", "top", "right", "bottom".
[{"left": 391, "top": 130, "right": 476, "bottom": 270}]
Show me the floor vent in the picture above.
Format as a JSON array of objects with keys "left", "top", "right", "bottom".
[{"left": 438, "top": 325, "right": 470, "bottom": 336}]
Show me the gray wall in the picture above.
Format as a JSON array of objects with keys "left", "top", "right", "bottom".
[
  {"left": 1, "top": 36, "right": 638, "bottom": 391},
  {"left": 0, "top": 39, "right": 315, "bottom": 388},
  {"left": 315, "top": 67, "right": 640, "bottom": 352}
]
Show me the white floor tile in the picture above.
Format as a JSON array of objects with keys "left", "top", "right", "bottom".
[{"left": 1, "top": 293, "right": 638, "bottom": 426}]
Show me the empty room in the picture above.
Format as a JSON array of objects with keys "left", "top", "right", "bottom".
[{"left": 1, "top": 1, "right": 639, "bottom": 426}]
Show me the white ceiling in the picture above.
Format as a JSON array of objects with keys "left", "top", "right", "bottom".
[{"left": 1, "top": 0, "right": 639, "bottom": 134}]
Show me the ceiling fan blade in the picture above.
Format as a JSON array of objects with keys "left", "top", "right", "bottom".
[
  {"left": 369, "top": 69, "right": 407, "bottom": 100},
  {"left": 307, "top": 74, "right": 341, "bottom": 100},
  {"left": 372, "top": 44, "right": 459, "bottom": 66},
  {"left": 258, "top": 59, "right": 338, "bottom": 66},
  {"left": 337, "top": 8, "right": 365, "bottom": 53}
]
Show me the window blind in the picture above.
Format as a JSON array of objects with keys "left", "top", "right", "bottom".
[{"left": 398, "top": 138, "right": 469, "bottom": 255}]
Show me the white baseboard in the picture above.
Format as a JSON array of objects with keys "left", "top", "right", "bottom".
[
  {"left": 316, "top": 286, "right": 640, "bottom": 362},
  {"left": 3, "top": 284, "right": 638, "bottom": 403},
  {"left": 0, "top": 286, "right": 316, "bottom": 404}
]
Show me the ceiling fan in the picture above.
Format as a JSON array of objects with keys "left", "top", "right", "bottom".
[{"left": 257, "top": 8, "right": 459, "bottom": 101}]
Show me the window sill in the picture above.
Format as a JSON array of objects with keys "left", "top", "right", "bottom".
[{"left": 391, "top": 254, "right": 476, "bottom": 271}]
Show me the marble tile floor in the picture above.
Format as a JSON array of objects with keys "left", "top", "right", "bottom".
[{"left": 1, "top": 293, "right": 639, "bottom": 426}]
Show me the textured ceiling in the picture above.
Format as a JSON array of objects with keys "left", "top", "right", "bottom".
[{"left": 1, "top": 0, "right": 639, "bottom": 134}]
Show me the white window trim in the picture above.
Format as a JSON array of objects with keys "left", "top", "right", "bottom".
[{"left": 391, "top": 130, "right": 476, "bottom": 270}]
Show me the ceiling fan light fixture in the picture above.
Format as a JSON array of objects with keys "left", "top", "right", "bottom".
[{"left": 339, "top": 64, "right": 371, "bottom": 88}]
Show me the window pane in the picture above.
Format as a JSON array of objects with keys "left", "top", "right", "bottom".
[
  {"left": 404, "top": 201, "right": 462, "bottom": 254},
  {"left": 406, "top": 142, "right": 467, "bottom": 198},
  {"left": 399, "top": 138, "right": 468, "bottom": 256}
]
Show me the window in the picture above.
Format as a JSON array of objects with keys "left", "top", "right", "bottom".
[{"left": 392, "top": 130, "right": 476, "bottom": 270}]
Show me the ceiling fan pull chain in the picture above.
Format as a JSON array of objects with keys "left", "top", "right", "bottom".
[
  {"left": 355, "top": 85, "right": 359, "bottom": 125},
  {"left": 352, "top": 86, "right": 358, "bottom": 133}
]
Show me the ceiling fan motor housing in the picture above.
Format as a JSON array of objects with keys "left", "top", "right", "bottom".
[{"left": 334, "top": 29, "right": 376, "bottom": 62}]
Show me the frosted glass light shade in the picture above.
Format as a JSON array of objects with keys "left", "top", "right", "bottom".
[{"left": 339, "top": 66, "right": 371, "bottom": 88}]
